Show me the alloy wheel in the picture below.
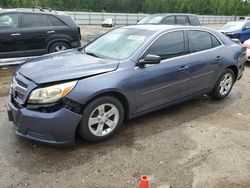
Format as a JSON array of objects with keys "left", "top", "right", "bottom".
[
  {"left": 219, "top": 73, "right": 233, "bottom": 96},
  {"left": 54, "top": 45, "right": 68, "bottom": 52},
  {"left": 88, "top": 103, "right": 119, "bottom": 137}
]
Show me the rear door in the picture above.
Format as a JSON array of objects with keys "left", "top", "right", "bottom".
[
  {"left": 187, "top": 30, "right": 223, "bottom": 94},
  {"left": 46, "top": 14, "right": 74, "bottom": 43},
  {"left": 20, "top": 13, "right": 50, "bottom": 56},
  {"left": 0, "top": 13, "right": 24, "bottom": 58}
]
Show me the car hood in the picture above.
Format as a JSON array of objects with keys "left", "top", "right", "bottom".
[
  {"left": 18, "top": 49, "right": 119, "bottom": 84},
  {"left": 217, "top": 28, "right": 241, "bottom": 34}
]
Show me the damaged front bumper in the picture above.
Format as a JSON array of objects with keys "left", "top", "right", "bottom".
[{"left": 7, "top": 96, "right": 83, "bottom": 145}]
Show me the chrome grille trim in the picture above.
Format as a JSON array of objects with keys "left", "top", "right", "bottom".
[{"left": 12, "top": 75, "right": 28, "bottom": 105}]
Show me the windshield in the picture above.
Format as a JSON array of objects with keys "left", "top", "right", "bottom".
[
  {"left": 138, "top": 15, "right": 163, "bottom": 24},
  {"left": 84, "top": 28, "right": 154, "bottom": 60},
  {"left": 222, "top": 22, "right": 245, "bottom": 30}
]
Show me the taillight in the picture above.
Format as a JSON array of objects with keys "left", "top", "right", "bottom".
[{"left": 78, "top": 27, "right": 81, "bottom": 40}]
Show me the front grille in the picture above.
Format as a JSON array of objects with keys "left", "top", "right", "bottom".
[{"left": 12, "top": 76, "right": 28, "bottom": 105}]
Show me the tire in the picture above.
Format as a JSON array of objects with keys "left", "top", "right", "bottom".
[
  {"left": 49, "top": 42, "right": 70, "bottom": 53},
  {"left": 211, "top": 69, "right": 235, "bottom": 100},
  {"left": 78, "top": 96, "right": 124, "bottom": 142}
]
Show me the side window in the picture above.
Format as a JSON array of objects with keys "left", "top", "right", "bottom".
[
  {"left": 144, "top": 31, "right": 186, "bottom": 60},
  {"left": 189, "top": 31, "right": 213, "bottom": 52},
  {"left": 163, "top": 16, "right": 175, "bottom": 25},
  {"left": 22, "top": 14, "right": 49, "bottom": 28},
  {"left": 211, "top": 35, "right": 221, "bottom": 48},
  {"left": 189, "top": 16, "right": 200, "bottom": 26},
  {"left": 176, "top": 16, "right": 188, "bottom": 25},
  {"left": 47, "top": 15, "right": 66, "bottom": 26},
  {"left": 0, "top": 14, "right": 19, "bottom": 29}
]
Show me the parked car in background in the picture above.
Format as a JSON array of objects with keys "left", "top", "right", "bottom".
[
  {"left": 239, "top": 16, "right": 250, "bottom": 21},
  {"left": 102, "top": 18, "right": 115, "bottom": 27},
  {"left": 243, "top": 39, "right": 250, "bottom": 62},
  {"left": 137, "top": 13, "right": 200, "bottom": 26},
  {"left": 218, "top": 20, "right": 250, "bottom": 43},
  {"left": 0, "top": 7, "right": 81, "bottom": 58},
  {"left": 8, "top": 25, "right": 245, "bottom": 145}
]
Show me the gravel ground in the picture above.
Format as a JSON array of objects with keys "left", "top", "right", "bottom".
[{"left": 1, "top": 25, "right": 250, "bottom": 188}]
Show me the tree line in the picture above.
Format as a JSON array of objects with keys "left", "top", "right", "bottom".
[{"left": 0, "top": 0, "right": 250, "bottom": 16}]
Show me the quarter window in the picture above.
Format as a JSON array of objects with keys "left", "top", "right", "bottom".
[
  {"left": 47, "top": 15, "right": 66, "bottom": 26},
  {"left": 163, "top": 16, "right": 175, "bottom": 25},
  {"left": 211, "top": 35, "right": 221, "bottom": 48},
  {"left": 176, "top": 16, "right": 188, "bottom": 25},
  {"left": 23, "top": 14, "right": 49, "bottom": 28},
  {"left": 144, "top": 31, "right": 186, "bottom": 60},
  {"left": 0, "top": 14, "right": 19, "bottom": 29}
]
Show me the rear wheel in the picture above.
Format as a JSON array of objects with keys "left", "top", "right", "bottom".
[
  {"left": 49, "top": 42, "right": 70, "bottom": 53},
  {"left": 78, "top": 96, "right": 124, "bottom": 142},
  {"left": 211, "top": 69, "right": 235, "bottom": 100}
]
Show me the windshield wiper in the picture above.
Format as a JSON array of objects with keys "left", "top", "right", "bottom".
[{"left": 85, "top": 51, "right": 101, "bottom": 58}]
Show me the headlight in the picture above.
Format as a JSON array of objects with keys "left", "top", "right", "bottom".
[{"left": 28, "top": 81, "right": 77, "bottom": 104}]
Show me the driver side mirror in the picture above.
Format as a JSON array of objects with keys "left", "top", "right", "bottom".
[{"left": 137, "top": 54, "right": 161, "bottom": 67}]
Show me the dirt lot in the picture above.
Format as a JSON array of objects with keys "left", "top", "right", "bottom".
[{"left": 0, "top": 25, "right": 250, "bottom": 188}]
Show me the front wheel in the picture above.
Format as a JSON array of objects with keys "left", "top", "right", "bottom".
[
  {"left": 211, "top": 69, "right": 235, "bottom": 100},
  {"left": 78, "top": 96, "right": 124, "bottom": 142}
]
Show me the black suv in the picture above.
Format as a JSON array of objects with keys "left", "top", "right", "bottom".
[
  {"left": 0, "top": 8, "right": 81, "bottom": 58},
  {"left": 137, "top": 13, "right": 201, "bottom": 26}
]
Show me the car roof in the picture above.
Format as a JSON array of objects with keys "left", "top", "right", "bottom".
[
  {"left": 0, "top": 8, "right": 66, "bottom": 16},
  {"left": 121, "top": 24, "right": 213, "bottom": 33},
  {"left": 147, "top": 13, "right": 197, "bottom": 17}
]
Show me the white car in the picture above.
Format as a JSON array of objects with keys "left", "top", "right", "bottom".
[
  {"left": 243, "top": 39, "right": 250, "bottom": 62},
  {"left": 102, "top": 18, "right": 115, "bottom": 27}
]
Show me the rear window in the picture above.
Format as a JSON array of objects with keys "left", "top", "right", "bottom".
[
  {"left": 189, "top": 31, "right": 221, "bottom": 52},
  {"left": 189, "top": 15, "right": 200, "bottom": 26},
  {"left": 47, "top": 15, "right": 66, "bottom": 26},
  {"left": 22, "top": 14, "right": 49, "bottom": 28},
  {"left": 189, "top": 31, "right": 212, "bottom": 52}
]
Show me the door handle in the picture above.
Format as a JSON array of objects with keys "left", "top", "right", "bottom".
[
  {"left": 47, "top": 30, "right": 55, "bottom": 34},
  {"left": 215, "top": 56, "right": 223, "bottom": 61},
  {"left": 178, "top": 65, "right": 189, "bottom": 71},
  {"left": 10, "top": 33, "right": 21, "bottom": 36}
]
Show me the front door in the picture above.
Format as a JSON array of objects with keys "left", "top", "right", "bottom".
[
  {"left": 134, "top": 30, "right": 190, "bottom": 113},
  {"left": 0, "top": 13, "right": 24, "bottom": 58}
]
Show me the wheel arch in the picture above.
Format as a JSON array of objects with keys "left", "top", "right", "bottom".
[
  {"left": 81, "top": 91, "right": 130, "bottom": 120},
  {"left": 226, "top": 65, "right": 238, "bottom": 82}
]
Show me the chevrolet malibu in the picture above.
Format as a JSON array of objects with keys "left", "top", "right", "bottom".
[{"left": 7, "top": 25, "right": 246, "bottom": 145}]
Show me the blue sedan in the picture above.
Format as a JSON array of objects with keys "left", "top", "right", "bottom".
[
  {"left": 219, "top": 20, "right": 250, "bottom": 43},
  {"left": 7, "top": 25, "right": 246, "bottom": 145}
]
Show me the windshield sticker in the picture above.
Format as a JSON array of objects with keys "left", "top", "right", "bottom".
[{"left": 127, "top": 35, "right": 146, "bottom": 41}]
